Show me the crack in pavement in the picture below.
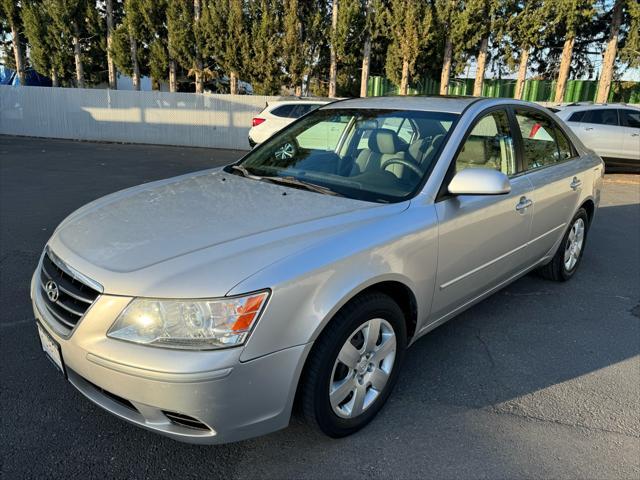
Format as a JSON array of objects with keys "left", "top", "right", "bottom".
[{"left": 488, "top": 406, "right": 640, "bottom": 440}]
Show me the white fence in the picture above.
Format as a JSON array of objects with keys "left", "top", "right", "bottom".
[{"left": 0, "top": 86, "right": 281, "bottom": 150}]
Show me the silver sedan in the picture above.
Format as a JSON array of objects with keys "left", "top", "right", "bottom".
[{"left": 32, "top": 96, "right": 604, "bottom": 444}]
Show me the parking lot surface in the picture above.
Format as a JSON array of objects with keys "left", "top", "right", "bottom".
[{"left": 1, "top": 136, "right": 638, "bottom": 479}]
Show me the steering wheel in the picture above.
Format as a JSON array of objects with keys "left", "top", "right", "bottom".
[
  {"left": 381, "top": 157, "right": 424, "bottom": 177},
  {"left": 274, "top": 138, "right": 299, "bottom": 161}
]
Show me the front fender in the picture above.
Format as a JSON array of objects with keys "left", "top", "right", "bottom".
[{"left": 233, "top": 203, "right": 439, "bottom": 362}]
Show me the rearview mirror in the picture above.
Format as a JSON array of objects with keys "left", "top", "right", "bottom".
[{"left": 448, "top": 168, "right": 511, "bottom": 196}]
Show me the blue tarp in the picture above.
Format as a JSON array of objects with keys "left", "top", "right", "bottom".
[{"left": 0, "top": 65, "right": 52, "bottom": 87}]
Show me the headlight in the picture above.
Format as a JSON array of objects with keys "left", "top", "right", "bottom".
[{"left": 107, "top": 291, "right": 269, "bottom": 349}]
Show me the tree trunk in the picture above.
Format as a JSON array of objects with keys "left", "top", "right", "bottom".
[
  {"left": 10, "top": 23, "right": 26, "bottom": 85},
  {"left": 51, "top": 69, "right": 59, "bottom": 87},
  {"left": 440, "top": 38, "right": 453, "bottom": 95},
  {"left": 194, "top": 0, "right": 204, "bottom": 93},
  {"left": 106, "top": 0, "right": 117, "bottom": 89},
  {"left": 328, "top": 0, "right": 338, "bottom": 98},
  {"left": 472, "top": 36, "right": 488, "bottom": 97},
  {"left": 130, "top": 35, "right": 140, "bottom": 91},
  {"left": 399, "top": 58, "right": 409, "bottom": 95},
  {"left": 514, "top": 47, "right": 529, "bottom": 100},
  {"left": 596, "top": 0, "right": 623, "bottom": 103},
  {"left": 169, "top": 59, "right": 177, "bottom": 92},
  {"left": 360, "top": 37, "right": 371, "bottom": 97},
  {"left": 230, "top": 71, "right": 238, "bottom": 95},
  {"left": 554, "top": 36, "right": 575, "bottom": 103},
  {"left": 294, "top": 84, "right": 302, "bottom": 96},
  {"left": 72, "top": 22, "right": 85, "bottom": 88}
]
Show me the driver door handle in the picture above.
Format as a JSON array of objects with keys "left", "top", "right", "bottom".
[
  {"left": 584, "top": 127, "right": 594, "bottom": 131},
  {"left": 515, "top": 196, "right": 533, "bottom": 212},
  {"left": 570, "top": 177, "right": 582, "bottom": 191}
]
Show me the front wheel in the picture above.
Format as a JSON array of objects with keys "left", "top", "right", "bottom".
[
  {"left": 538, "top": 208, "right": 589, "bottom": 281},
  {"left": 299, "top": 292, "right": 407, "bottom": 437}
]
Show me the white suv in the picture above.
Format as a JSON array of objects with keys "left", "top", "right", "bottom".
[
  {"left": 249, "top": 99, "right": 330, "bottom": 147},
  {"left": 554, "top": 104, "right": 639, "bottom": 170}
]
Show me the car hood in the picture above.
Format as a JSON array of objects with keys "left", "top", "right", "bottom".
[{"left": 48, "top": 169, "right": 407, "bottom": 297}]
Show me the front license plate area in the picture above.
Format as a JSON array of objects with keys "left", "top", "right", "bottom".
[{"left": 37, "top": 322, "right": 66, "bottom": 377}]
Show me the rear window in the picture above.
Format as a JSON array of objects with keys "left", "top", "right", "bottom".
[
  {"left": 620, "top": 109, "right": 640, "bottom": 128},
  {"left": 271, "top": 104, "right": 297, "bottom": 118}
]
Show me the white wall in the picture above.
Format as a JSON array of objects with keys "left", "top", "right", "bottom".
[{"left": 0, "top": 86, "right": 279, "bottom": 150}]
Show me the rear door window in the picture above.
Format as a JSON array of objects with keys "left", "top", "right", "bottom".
[{"left": 515, "top": 109, "right": 572, "bottom": 170}]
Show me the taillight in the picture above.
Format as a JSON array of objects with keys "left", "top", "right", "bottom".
[
  {"left": 252, "top": 117, "right": 266, "bottom": 127},
  {"left": 529, "top": 123, "right": 541, "bottom": 138}
]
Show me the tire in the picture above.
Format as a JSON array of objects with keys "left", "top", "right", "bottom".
[
  {"left": 538, "top": 208, "right": 589, "bottom": 282},
  {"left": 299, "top": 292, "right": 407, "bottom": 438}
]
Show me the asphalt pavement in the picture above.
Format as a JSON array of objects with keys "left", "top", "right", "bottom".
[{"left": 1, "top": 135, "right": 638, "bottom": 479}]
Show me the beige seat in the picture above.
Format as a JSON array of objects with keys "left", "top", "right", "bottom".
[{"left": 352, "top": 129, "right": 406, "bottom": 178}]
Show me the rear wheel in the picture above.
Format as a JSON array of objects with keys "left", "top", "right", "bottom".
[
  {"left": 538, "top": 208, "right": 589, "bottom": 281},
  {"left": 300, "top": 292, "right": 407, "bottom": 437}
]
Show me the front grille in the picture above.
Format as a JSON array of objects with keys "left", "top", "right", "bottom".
[
  {"left": 162, "top": 411, "right": 211, "bottom": 431},
  {"left": 39, "top": 251, "right": 100, "bottom": 331}
]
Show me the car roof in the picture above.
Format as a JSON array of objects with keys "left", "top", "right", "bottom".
[
  {"left": 321, "top": 95, "right": 482, "bottom": 114},
  {"left": 559, "top": 103, "right": 639, "bottom": 111},
  {"left": 267, "top": 99, "right": 330, "bottom": 107}
]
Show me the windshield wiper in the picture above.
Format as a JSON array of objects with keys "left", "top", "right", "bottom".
[
  {"left": 259, "top": 176, "right": 343, "bottom": 197},
  {"left": 230, "top": 164, "right": 261, "bottom": 179}
]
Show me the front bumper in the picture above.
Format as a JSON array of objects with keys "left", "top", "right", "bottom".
[{"left": 31, "top": 271, "right": 311, "bottom": 444}]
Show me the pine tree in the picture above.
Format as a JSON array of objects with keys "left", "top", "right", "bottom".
[
  {"left": 201, "top": 0, "right": 249, "bottom": 95},
  {"left": 105, "top": 0, "right": 118, "bottom": 89},
  {"left": 22, "top": 1, "right": 71, "bottom": 86},
  {"left": 168, "top": 0, "right": 209, "bottom": 93},
  {"left": 596, "top": 0, "right": 638, "bottom": 102},
  {"left": 463, "top": 0, "right": 500, "bottom": 97},
  {"left": 551, "top": 0, "right": 595, "bottom": 102},
  {"left": 282, "top": 0, "right": 305, "bottom": 94},
  {"left": 359, "top": 0, "right": 386, "bottom": 97},
  {"left": 434, "top": 0, "right": 465, "bottom": 95},
  {"left": 0, "top": 0, "right": 26, "bottom": 84},
  {"left": 502, "top": 0, "right": 548, "bottom": 100},
  {"left": 384, "top": 0, "right": 431, "bottom": 95},
  {"left": 247, "top": 0, "right": 283, "bottom": 95}
]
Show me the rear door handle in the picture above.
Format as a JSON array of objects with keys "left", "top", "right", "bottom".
[
  {"left": 632, "top": 133, "right": 639, "bottom": 137},
  {"left": 584, "top": 127, "right": 594, "bottom": 131},
  {"left": 570, "top": 177, "right": 582, "bottom": 191},
  {"left": 515, "top": 196, "right": 533, "bottom": 212}
]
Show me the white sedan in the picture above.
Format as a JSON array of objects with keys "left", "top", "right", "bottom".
[{"left": 554, "top": 104, "right": 639, "bottom": 171}]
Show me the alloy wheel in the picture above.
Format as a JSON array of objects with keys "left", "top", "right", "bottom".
[
  {"left": 329, "top": 318, "right": 396, "bottom": 419},
  {"left": 564, "top": 217, "right": 585, "bottom": 271}
]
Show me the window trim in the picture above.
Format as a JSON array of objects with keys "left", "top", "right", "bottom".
[
  {"left": 435, "top": 105, "right": 517, "bottom": 202},
  {"left": 511, "top": 105, "right": 579, "bottom": 176}
]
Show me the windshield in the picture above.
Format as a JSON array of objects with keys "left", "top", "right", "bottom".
[{"left": 227, "top": 108, "right": 458, "bottom": 203}]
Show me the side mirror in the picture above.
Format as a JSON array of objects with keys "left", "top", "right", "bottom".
[{"left": 448, "top": 168, "right": 511, "bottom": 196}]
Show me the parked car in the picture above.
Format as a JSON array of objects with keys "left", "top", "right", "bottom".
[
  {"left": 554, "top": 103, "right": 639, "bottom": 171},
  {"left": 33, "top": 97, "right": 603, "bottom": 445},
  {"left": 248, "top": 99, "right": 330, "bottom": 146}
]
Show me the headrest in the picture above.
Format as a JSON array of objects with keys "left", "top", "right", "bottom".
[
  {"left": 368, "top": 128, "right": 402, "bottom": 154},
  {"left": 457, "top": 137, "right": 486, "bottom": 164}
]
